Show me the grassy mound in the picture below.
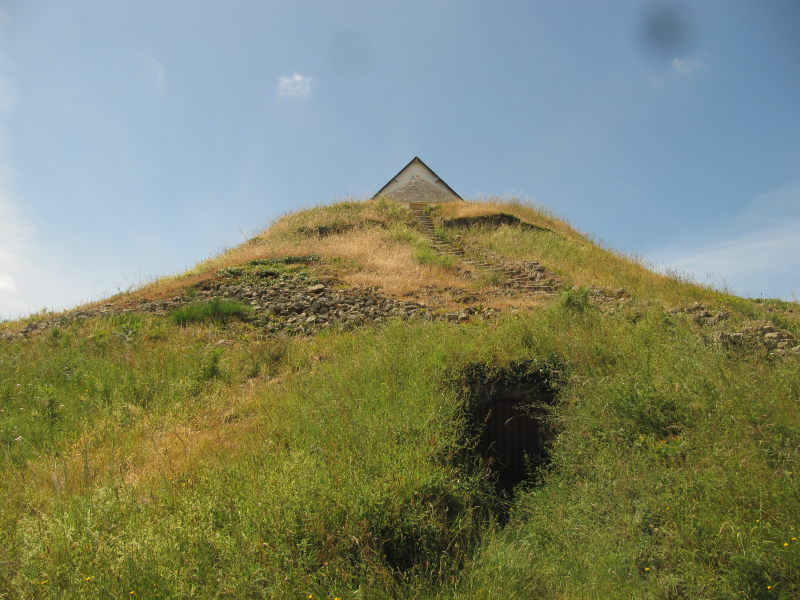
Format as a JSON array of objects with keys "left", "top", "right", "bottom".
[{"left": 1, "top": 198, "right": 798, "bottom": 599}]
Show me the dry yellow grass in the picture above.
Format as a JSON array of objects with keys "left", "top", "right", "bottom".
[
  {"left": 45, "top": 196, "right": 766, "bottom": 317},
  {"left": 105, "top": 200, "right": 479, "bottom": 309},
  {"left": 123, "top": 228, "right": 471, "bottom": 305},
  {"left": 438, "top": 197, "right": 574, "bottom": 237}
]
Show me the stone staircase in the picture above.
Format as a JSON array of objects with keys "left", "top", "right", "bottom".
[{"left": 408, "top": 203, "right": 559, "bottom": 293}]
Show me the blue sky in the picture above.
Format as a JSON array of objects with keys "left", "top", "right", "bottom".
[{"left": 1, "top": 1, "right": 799, "bottom": 319}]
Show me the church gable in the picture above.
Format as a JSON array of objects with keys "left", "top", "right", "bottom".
[{"left": 373, "top": 157, "right": 462, "bottom": 204}]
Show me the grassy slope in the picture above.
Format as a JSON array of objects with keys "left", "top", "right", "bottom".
[{"left": 1, "top": 199, "right": 798, "bottom": 599}]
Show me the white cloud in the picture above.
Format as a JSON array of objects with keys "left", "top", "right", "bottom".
[
  {"left": 0, "top": 191, "right": 108, "bottom": 320},
  {"left": 141, "top": 53, "right": 167, "bottom": 101},
  {"left": 671, "top": 57, "right": 707, "bottom": 75},
  {"left": 0, "top": 273, "right": 15, "bottom": 291},
  {"left": 649, "top": 184, "right": 800, "bottom": 299},
  {"left": 277, "top": 73, "right": 313, "bottom": 98},
  {"left": 0, "top": 18, "right": 141, "bottom": 320}
]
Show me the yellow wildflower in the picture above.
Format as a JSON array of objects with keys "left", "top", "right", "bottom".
[
  {"left": 784, "top": 542, "right": 789, "bottom": 547},
  {"left": 84, "top": 576, "right": 94, "bottom": 582}
]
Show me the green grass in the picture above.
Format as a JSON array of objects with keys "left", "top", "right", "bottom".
[
  {"left": 1, "top": 200, "right": 799, "bottom": 599},
  {"left": 1, "top": 298, "right": 799, "bottom": 598},
  {"left": 169, "top": 298, "right": 252, "bottom": 326},
  {"left": 390, "top": 224, "right": 459, "bottom": 270},
  {"left": 474, "top": 271, "right": 502, "bottom": 287},
  {"left": 558, "top": 285, "right": 592, "bottom": 312},
  {"left": 455, "top": 219, "right": 717, "bottom": 307},
  {"left": 413, "top": 246, "right": 458, "bottom": 270}
]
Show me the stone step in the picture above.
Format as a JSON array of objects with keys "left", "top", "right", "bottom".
[
  {"left": 512, "top": 285, "right": 557, "bottom": 291},
  {"left": 411, "top": 209, "right": 560, "bottom": 289}
]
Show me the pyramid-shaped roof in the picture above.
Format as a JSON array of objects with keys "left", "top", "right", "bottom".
[{"left": 372, "top": 157, "right": 462, "bottom": 203}]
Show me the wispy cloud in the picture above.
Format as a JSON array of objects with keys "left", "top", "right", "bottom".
[
  {"left": 649, "top": 184, "right": 800, "bottom": 299},
  {"left": 0, "top": 194, "right": 34, "bottom": 316},
  {"left": 0, "top": 14, "right": 26, "bottom": 312},
  {"left": 141, "top": 53, "right": 167, "bottom": 101},
  {"left": 671, "top": 57, "right": 707, "bottom": 75},
  {"left": 0, "top": 273, "right": 15, "bottom": 291},
  {"left": 0, "top": 10, "right": 50, "bottom": 319},
  {"left": 277, "top": 73, "right": 313, "bottom": 98}
]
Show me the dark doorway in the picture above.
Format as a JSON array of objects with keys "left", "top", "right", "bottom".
[
  {"left": 479, "top": 396, "right": 545, "bottom": 491},
  {"left": 462, "top": 360, "right": 559, "bottom": 492}
]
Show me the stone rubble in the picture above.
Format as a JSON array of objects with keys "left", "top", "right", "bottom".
[
  {"left": 0, "top": 274, "right": 500, "bottom": 341},
  {"left": 669, "top": 301, "right": 731, "bottom": 325},
  {"left": 671, "top": 302, "right": 800, "bottom": 355}
]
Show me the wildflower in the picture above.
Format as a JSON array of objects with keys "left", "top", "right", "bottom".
[
  {"left": 84, "top": 576, "right": 94, "bottom": 581},
  {"left": 644, "top": 567, "right": 650, "bottom": 572},
  {"left": 130, "top": 592, "right": 136, "bottom": 596},
  {"left": 768, "top": 585, "right": 772, "bottom": 590},
  {"left": 793, "top": 537, "right": 798, "bottom": 541},
  {"left": 40, "top": 580, "right": 48, "bottom": 585},
  {"left": 784, "top": 542, "right": 789, "bottom": 547}
]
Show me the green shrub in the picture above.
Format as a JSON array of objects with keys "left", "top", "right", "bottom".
[
  {"left": 390, "top": 224, "right": 425, "bottom": 245},
  {"left": 249, "top": 255, "right": 320, "bottom": 266},
  {"left": 200, "top": 348, "right": 225, "bottom": 380},
  {"left": 169, "top": 298, "right": 251, "bottom": 326},
  {"left": 475, "top": 271, "right": 502, "bottom": 287},
  {"left": 558, "top": 285, "right": 592, "bottom": 312}
]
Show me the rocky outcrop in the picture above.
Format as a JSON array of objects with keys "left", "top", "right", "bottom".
[
  {"left": 670, "top": 302, "right": 800, "bottom": 355},
  {"left": 744, "top": 323, "right": 799, "bottom": 355}
]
